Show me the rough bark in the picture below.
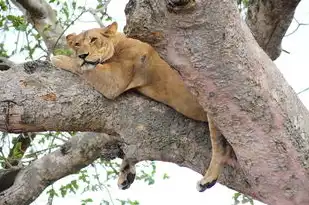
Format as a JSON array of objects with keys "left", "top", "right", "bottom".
[
  {"left": 124, "top": 0, "right": 309, "bottom": 205},
  {"left": 0, "top": 61, "right": 245, "bottom": 205},
  {"left": 246, "top": 0, "right": 301, "bottom": 60}
]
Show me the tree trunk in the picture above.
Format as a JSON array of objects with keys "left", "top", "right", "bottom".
[{"left": 125, "top": 0, "right": 309, "bottom": 204}]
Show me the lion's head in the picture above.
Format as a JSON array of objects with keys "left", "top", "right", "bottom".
[{"left": 66, "top": 22, "right": 118, "bottom": 66}]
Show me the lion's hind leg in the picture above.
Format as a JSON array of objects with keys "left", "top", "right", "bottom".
[
  {"left": 196, "top": 114, "right": 234, "bottom": 192},
  {"left": 117, "top": 158, "right": 137, "bottom": 190}
]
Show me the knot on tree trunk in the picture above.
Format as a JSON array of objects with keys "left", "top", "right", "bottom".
[{"left": 165, "top": 0, "right": 196, "bottom": 12}]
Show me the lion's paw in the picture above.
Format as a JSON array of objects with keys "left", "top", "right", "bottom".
[
  {"left": 80, "top": 63, "right": 96, "bottom": 71},
  {"left": 196, "top": 177, "right": 217, "bottom": 192},
  {"left": 117, "top": 160, "right": 136, "bottom": 190},
  {"left": 50, "top": 55, "right": 67, "bottom": 69},
  {"left": 118, "top": 171, "right": 136, "bottom": 190}
]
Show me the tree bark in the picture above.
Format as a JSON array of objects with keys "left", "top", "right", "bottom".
[
  {"left": 124, "top": 0, "right": 309, "bottom": 205},
  {"left": 245, "top": 0, "right": 301, "bottom": 60}
]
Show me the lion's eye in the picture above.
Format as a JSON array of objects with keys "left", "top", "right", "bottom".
[
  {"left": 75, "top": 42, "right": 80, "bottom": 46},
  {"left": 90, "top": 37, "right": 97, "bottom": 43}
]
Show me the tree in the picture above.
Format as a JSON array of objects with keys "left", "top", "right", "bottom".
[{"left": 0, "top": 0, "right": 308, "bottom": 205}]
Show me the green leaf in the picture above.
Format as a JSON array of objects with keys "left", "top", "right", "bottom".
[
  {"left": 81, "top": 198, "right": 93, "bottom": 205},
  {"left": 54, "top": 48, "right": 73, "bottom": 56},
  {"left": 60, "top": 185, "right": 68, "bottom": 197},
  {"left": 12, "top": 142, "right": 23, "bottom": 158},
  {"left": 162, "top": 173, "right": 170, "bottom": 180},
  {"left": 6, "top": 15, "right": 27, "bottom": 31},
  {"left": 71, "top": 179, "right": 79, "bottom": 190},
  {"left": 43, "top": 24, "right": 52, "bottom": 32},
  {"left": 0, "top": 0, "right": 8, "bottom": 11},
  {"left": 47, "top": 188, "right": 59, "bottom": 198}
]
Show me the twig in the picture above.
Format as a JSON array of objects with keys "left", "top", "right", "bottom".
[
  {"left": 0, "top": 149, "right": 12, "bottom": 168},
  {"left": 53, "top": 10, "right": 87, "bottom": 51},
  {"left": 297, "top": 87, "right": 309, "bottom": 95},
  {"left": 91, "top": 163, "right": 115, "bottom": 205},
  {"left": 285, "top": 18, "right": 309, "bottom": 37},
  {"left": 53, "top": 0, "right": 113, "bottom": 49},
  {"left": 15, "top": 31, "right": 20, "bottom": 54},
  {"left": 46, "top": 184, "right": 55, "bottom": 205},
  {"left": 25, "top": 26, "right": 34, "bottom": 60},
  {"left": 88, "top": 8, "right": 105, "bottom": 28},
  {"left": 23, "top": 144, "right": 60, "bottom": 160}
]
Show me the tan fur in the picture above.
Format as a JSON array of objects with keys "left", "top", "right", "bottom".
[{"left": 51, "top": 22, "right": 234, "bottom": 192}]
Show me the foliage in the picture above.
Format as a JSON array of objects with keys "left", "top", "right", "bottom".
[
  {"left": 0, "top": 0, "right": 113, "bottom": 60},
  {"left": 233, "top": 192, "right": 254, "bottom": 205}
]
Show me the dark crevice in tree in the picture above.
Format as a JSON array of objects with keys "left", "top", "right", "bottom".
[
  {"left": 0, "top": 167, "right": 21, "bottom": 193},
  {"left": 0, "top": 58, "right": 13, "bottom": 71},
  {"left": 165, "top": 0, "right": 196, "bottom": 12}
]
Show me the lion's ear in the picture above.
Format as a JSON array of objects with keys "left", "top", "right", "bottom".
[
  {"left": 66, "top": 33, "right": 76, "bottom": 46},
  {"left": 101, "top": 22, "right": 118, "bottom": 37}
]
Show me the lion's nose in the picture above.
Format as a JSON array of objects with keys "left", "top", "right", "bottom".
[{"left": 78, "top": 53, "right": 89, "bottom": 59}]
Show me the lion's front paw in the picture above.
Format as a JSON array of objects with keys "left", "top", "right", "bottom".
[
  {"left": 51, "top": 55, "right": 79, "bottom": 72},
  {"left": 196, "top": 177, "right": 217, "bottom": 192},
  {"left": 80, "top": 63, "right": 96, "bottom": 71},
  {"left": 51, "top": 55, "right": 66, "bottom": 68}
]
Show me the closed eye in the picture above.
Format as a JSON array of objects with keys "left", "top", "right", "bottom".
[{"left": 90, "top": 37, "right": 97, "bottom": 43}]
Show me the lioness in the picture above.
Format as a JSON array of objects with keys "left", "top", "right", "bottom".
[{"left": 51, "top": 22, "right": 234, "bottom": 192}]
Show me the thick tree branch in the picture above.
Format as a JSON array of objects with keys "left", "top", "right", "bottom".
[
  {"left": 124, "top": 0, "right": 309, "bottom": 205},
  {"left": 0, "top": 61, "right": 245, "bottom": 205},
  {"left": 245, "top": 0, "right": 301, "bottom": 60}
]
